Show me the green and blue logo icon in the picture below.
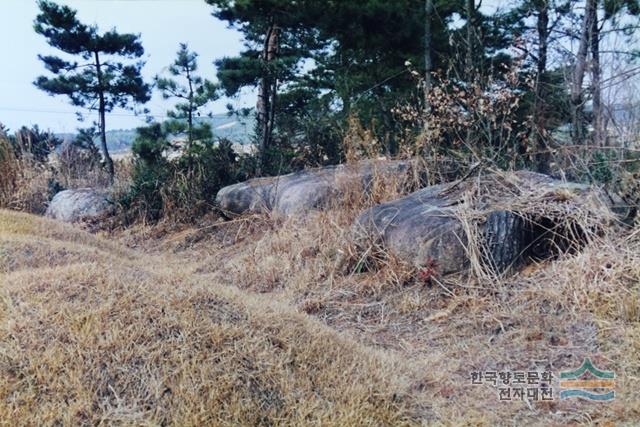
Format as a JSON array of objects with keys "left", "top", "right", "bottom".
[{"left": 559, "top": 358, "right": 615, "bottom": 401}]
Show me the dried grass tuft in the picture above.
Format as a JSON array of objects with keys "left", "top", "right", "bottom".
[{"left": 452, "top": 170, "right": 617, "bottom": 284}]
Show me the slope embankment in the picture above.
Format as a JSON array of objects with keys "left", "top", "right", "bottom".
[
  {"left": 0, "top": 210, "right": 420, "bottom": 425},
  {"left": 1, "top": 209, "right": 639, "bottom": 425}
]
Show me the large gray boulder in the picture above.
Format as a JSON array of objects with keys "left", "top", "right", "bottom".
[
  {"left": 216, "top": 159, "right": 416, "bottom": 217},
  {"left": 354, "top": 171, "right": 613, "bottom": 276},
  {"left": 45, "top": 188, "right": 112, "bottom": 223}
]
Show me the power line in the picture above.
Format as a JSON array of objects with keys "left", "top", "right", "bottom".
[
  {"left": 0, "top": 106, "right": 163, "bottom": 118},
  {"left": 0, "top": 106, "right": 250, "bottom": 119},
  {"left": 0, "top": 106, "right": 235, "bottom": 120}
]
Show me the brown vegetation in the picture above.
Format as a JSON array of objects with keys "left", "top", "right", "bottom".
[
  {"left": 2, "top": 118, "right": 639, "bottom": 424},
  {"left": 0, "top": 132, "right": 131, "bottom": 217},
  {"left": 0, "top": 210, "right": 418, "bottom": 425},
  {"left": 78, "top": 169, "right": 636, "bottom": 425},
  {"left": 0, "top": 137, "right": 53, "bottom": 214},
  {"left": 169, "top": 207, "right": 639, "bottom": 424}
]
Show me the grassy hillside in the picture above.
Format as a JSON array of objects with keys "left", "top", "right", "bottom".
[
  {"left": 129, "top": 205, "right": 640, "bottom": 425},
  {"left": 0, "top": 210, "right": 416, "bottom": 425},
  {"left": 1, "top": 209, "right": 639, "bottom": 425}
]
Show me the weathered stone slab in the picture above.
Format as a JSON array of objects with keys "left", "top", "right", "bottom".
[
  {"left": 216, "top": 160, "right": 415, "bottom": 217},
  {"left": 354, "top": 171, "right": 612, "bottom": 275}
]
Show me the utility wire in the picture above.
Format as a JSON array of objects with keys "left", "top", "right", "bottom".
[
  {"left": 0, "top": 106, "right": 166, "bottom": 118},
  {"left": 0, "top": 106, "right": 236, "bottom": 120}
]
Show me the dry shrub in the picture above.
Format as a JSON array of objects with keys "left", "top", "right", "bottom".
[
  {"left": 53, "top": 141, "right": 114, "bottom": 190},
  {"left": 342, "top": 115, "right": 383, "bottom": 163},
  {"left": 392, "top": 61, "right": 528, "bottom": 181},
  {"left": 0, "top": 136, "right": 53, "bottom": 214},
  {"left": 0, "top": 137, "right": 20, "bottom": 206},
  {"left": 451, "top": 170, "right": 616, "bottom": 284},
  {"left": 111, "top": 158, "right": 134, "bottom": 194},
  {"left": 392, "top": 57, "right": 640, "bottom": 208}
]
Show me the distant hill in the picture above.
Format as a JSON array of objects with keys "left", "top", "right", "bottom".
[{"left": 56, "top": 112, "right": 254, "bottom": 154}]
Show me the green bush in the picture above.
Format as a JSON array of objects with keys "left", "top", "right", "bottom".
[
  {"left": 589, "top": 150, "right": 616, "bottom": 185},
  {"left": 123, "top": 123, "right": 247, "bottom": 223}
]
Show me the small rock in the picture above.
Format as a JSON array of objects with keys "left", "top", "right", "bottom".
[{"left": 45, "top": 188, "right": 112, "bottom": 223}]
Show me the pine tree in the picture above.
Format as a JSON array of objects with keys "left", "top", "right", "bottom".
[
  {"left": 424, "top": 0, "right": 435, "bottom": 116},
  {"left": 591, "top": 0, "right": 640, "bottom": 145},
  {"left": 205, "top": 0, "right": 324, "bottom": 174},
  {"left": 503, "top": 0, "right": 573, "bottom": 171},
  {"left": 33, "top": 0, "right": 150, "bottom": 180},
  {"left": 569, "top": 0, "right": 639, "bottom": 146},
  {"left": 206, "top": 0, "right": 453, "bottom": 169},
  {"left": 156, "top": 44, "right": 219, "bottom": 156}
]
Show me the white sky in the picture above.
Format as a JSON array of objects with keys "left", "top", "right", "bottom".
[
  {"left": 2, "top": 0, "right": 637, "bottom": 134},
  {"left": 0, "top": 0, "right": 256, "bottom": 133}
]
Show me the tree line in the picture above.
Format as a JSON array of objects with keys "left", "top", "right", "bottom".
[{"left": 15, "top": 0, "right": 640, "bottom": 220}]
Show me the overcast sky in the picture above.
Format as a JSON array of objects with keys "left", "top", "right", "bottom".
[{"left": 0, "top": 0, "right": 255, "bottom": 133}]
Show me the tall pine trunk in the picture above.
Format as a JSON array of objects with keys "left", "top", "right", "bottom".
[
  {"left": 94, "top": 51, "right": 114, "bottom": 182},
  {"left": 590, "top": 8, "right": 603, "bottom": 146},
  {"left": 186, "top": 63, "right": 194, "bottom": 152},
  {"left": 186, "top": 62, "right": 195, "bottom": 168},
  {"left": 424, "top": 0, "right": 434, "bottom": 117},
  {"left": 534, "top": 0, "right": 550, "bottom": 172},
  {"left": 256, "top": 21, "right": 279, "bottom": 175},
  {"left": 267, "top": 29, "right": 279, "bottom": 157},
  {"left": 571, "top": 0, "right": 597, "bottom": 145},
  {"left": 465, "top": 0, "right": 475, "bottom": 147}
]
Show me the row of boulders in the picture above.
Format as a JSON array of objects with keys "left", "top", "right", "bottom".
[
  {"left": 46, "top": 160, "right": 614, "bottom": 276},
  {"left": 44, "top": 159, "right": 415, "bottom": 222},
  {"left": 215, "top": 161, "right": 614, "bottom": 276}
]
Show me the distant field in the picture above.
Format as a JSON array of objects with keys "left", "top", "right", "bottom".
[{"left": 56, "top": 113, "right": 255, "bottom": 154}]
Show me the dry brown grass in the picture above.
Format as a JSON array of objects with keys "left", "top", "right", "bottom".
[
  {"left": 0, "top": 209, "right": 420, "bottom": 426},
  {"left": 160, "top": 173, "right": 640, "bottom": 425},
  {"left": 2, "top": 163, "right": 640, "bottom": 424},
  {"left": 0, "top": 138, "right": 53, "bottom": 215},
  {"left": 0, "top": 138, "right": 20, "bottom": 207}
]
